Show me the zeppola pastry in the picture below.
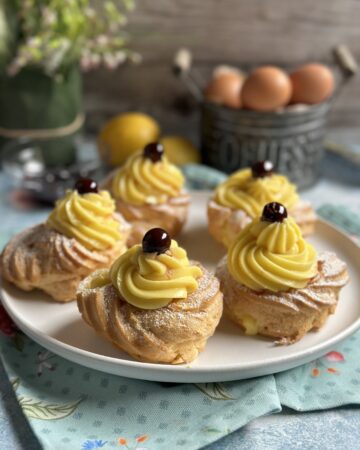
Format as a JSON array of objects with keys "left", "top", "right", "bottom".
[
  {"left": 102, "top": 142, "right": 190, "bottom": 247},
  {"left": 216, "top": 202, "right": 349, "bottom": 344},
  {"left": 208, "top": 160, "right": 316, "bottom": 247},
  {"left": 77, "top": 228, "right": 223, "bottom": 364},
  {"left": 0, "top": 179, "right": 129, "bottom": 302}
]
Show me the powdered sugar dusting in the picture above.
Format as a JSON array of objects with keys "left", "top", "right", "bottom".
[
  {"left": 216, "top": 251, "right": 349, "bottom": 313},
  {"left": 1, "top": 221, "right": 127, "bottom": 301},
  {"left": 77, "top": 261, "right": 223, "bottom": 364}
]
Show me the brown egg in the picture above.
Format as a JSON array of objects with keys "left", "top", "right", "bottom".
[
  {"left": 290, "top": 63, "right": 335, "bottom": 104},
  {"left": 241, "top": 66, "right": 292, "bottom": 112},
  {"left": 213, "top": 65, "right": 245, "bottom": 79},
  {"left": 204, "top": 71, "right": 244, "bottom": 109}
]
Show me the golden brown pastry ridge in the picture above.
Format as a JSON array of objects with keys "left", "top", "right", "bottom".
[
  {"left": 208, "top": 198, "right": 316, "bottom": 247},
  {"left": 114, "top": 193, "right": 190, "bottom": 247},
  {"left": 0, "top": 217, "right": 129, "bottom": 302},
  {"left": 77, "top": 262, "right": 223, "bottom": 364},
  {"left": 216, "top": 252, "right": 349, "bottom": 344},
  {"left": 102, "top": 171, "right": 189, "bottom": 246}
]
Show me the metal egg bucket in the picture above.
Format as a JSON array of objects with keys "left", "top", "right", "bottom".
[
  {"left": 200, "top": 101, "right": 330, "bottom": 189},
  {"left": 173, "top": 46, "right": 357, "bottom": 189}
]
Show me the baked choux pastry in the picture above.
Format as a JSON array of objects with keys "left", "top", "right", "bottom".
[
  {"left": 0, "top": 179, "right": 129, "bottom": 302},
  {"left": 102, "top": 142, "right": 189, "bottom": 247},
  {"left": 77, "top": 228, "right": 223, "bottom": 364},
  {"left": 208, "top": 160, "right": 316, "bottom": 247},
  {"left": 216, "top": 202, "right": 349, "bottom": 344}
]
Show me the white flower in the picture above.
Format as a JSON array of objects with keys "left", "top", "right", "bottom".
[
  {"left": 80, "top": 56, "right": 92, "bottom": 71},
  {"left": 91, "top": 53, "right": 101, "bottom": 65},
  {"left": 84, "top": 7, "right": 96, "bottom": 19},
  {"left": 96, "top": 34, "right": 109, "bottom": 46},
  {"left": 42, "top": 8, "right": 57, "bottom": 26},
  {"left": 103, "top": 53, "right": 118, "bottom": 70},
  {"left": 46, "top": 39, "right": 71, "bottom": 74},
  {"left": 7, "top": 55, "right": 27, "bottom": 76},
  {"left": 27, "top": 37, "right": 41, "bottom": 48},
  {"left": 114, "top": 51, "right": 127, "bottom": 65}
]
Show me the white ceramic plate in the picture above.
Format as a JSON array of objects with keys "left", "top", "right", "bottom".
[{"left": 1, "top": 192, "right": 360, "bottom": 383}]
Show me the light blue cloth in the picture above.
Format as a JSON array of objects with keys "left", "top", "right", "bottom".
[
  {"left": 277, "top": 331, "right": 360, "bottom": 411},
  {"left": 1, "top": 168, "right": 360, "bottom": 450},
  {"left": 0, "top": 338, "right": 280, "bottom": 450}
]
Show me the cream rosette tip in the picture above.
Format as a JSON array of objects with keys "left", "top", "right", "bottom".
[
  {"left": 228, "top": 215, "right": 318, "bottom": 292},
  {"left": 214, "top": 168, "right": 299, "bottom": 218},
  {"left": 46, "top": 190, "right": 122, "bottom": 251},
  {"left": 109, "top": 240, "right": 203, "bottom": 309},
  {"left": 111, "top": 151, "right": 185, "bottom": 206}
]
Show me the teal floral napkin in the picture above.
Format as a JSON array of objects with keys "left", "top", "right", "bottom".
[
  {"left": 276, "top": 334, "right": 360, "bottom": 411},
  {"left": 1, "top": 168, "right": 360, "bottom": 450},
  {"left": 1, "top": 204, "right": 359, "bottom": 450},
  {"left": 182, "top": 164, "right": 227, "bottom": 190},
  {"left": 276, "top": 204, "right": 360, "bottom": 412},
  {"left": 0, "top": 333, "right": 281, "bottom": 450}
]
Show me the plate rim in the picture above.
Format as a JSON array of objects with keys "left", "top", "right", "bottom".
[{"left": 1, "top": 200, "right": 360, "bottom": 381}]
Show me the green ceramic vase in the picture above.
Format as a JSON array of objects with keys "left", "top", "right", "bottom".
[{"left": 0, "top": 65, "right": 83, "bottom": 166}]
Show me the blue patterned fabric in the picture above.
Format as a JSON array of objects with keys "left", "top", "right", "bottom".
[
  {"left": 0, "top": 336, "right": 281, "bottom": 450},
  {"left": 276, "top": 331, "right": 360, "bottom": 411},
  {"left": 1, "top": 167, "right": 360, "bottom": 450},
  {"left": 181, "top": 164, "right": 227, "bottom": 190}
]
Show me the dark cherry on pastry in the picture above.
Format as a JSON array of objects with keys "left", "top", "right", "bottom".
[
  {"left": 142, "top": 228, "right": 171, "bottom": 254},
  {"left": 74, "top": 178, "right": 98, "bottom": 194},
  {"left": 251, "top": 160, "right": 274, "bottom": 178},
  {"left": 261, "top": 202, "right": 288, "bottom": 223},
  {"left": 143, "top": 142, "right": 164, "bottom": 162}
]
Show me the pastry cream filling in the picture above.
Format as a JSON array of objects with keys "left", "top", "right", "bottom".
[
  {"left": 228, "top": 217, "right": 317, "bottom": 292},
  {"left": 214, "top": 168, "right": 299, "bottom": 217},
  {"left": 240, "top": 315, "right": 259, "bottom": 335},
  {"left": 111, "top": 151, "right": 185, "bottom": 205},
  {"left": 110, "top": 240, "right": 202, "bottom": 309},
  {"left": 46, "top": 190, "right": 122, "bottom": 251}
]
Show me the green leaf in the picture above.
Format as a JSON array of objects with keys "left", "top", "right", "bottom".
[
  {"left": 0, "top": 0, "right": 18, "bottom": 66},
  {"left": 18, "top": 396, "right": 83, "bottom": 420},
  {"left": 11, "top": 378, "right": 20, "bottom": 391},
  {"left": 194, "top": 383, "right": 235, "bottom": 401},
  {"left": 5, "top": 0, "right": 134, "bottom": 74},
  {"left": 121, "top": 0, "right": 135, "bottom": 11},
  {"left": 203, "top": 428, "right": 222, "bottom": 433}
]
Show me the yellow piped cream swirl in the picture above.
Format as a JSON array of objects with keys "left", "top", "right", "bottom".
[
  {"left": 228, "top": 217, "right": 317, "bottom": 292},
  {"left": 110, "top": 240, "right": 202, "bottom": 309},
  {"left": 215, "top": 168, "right": 299, "bottom": 217},
  {"left": 46, "top": 190, "right": 122, "bottom": 251},
  {"left": 112, "top": 151, "right": 185, "bottom": 205}
]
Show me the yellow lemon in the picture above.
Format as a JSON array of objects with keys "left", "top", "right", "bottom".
[
  {"left": 160, "top": 136, "right": 200, "bottom": 165},
  {"left": 97, "top": 113, "right": 161, "bottom": 166}
]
